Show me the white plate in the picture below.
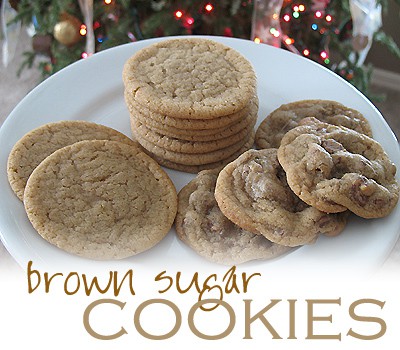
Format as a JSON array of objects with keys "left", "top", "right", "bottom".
[{"left": 0, "top": 36, "right": 399, "bottom": 277}]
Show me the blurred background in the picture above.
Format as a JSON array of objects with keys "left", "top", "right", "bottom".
[{"left": 1, "top": 0, "right": 399, "bottom": 136}]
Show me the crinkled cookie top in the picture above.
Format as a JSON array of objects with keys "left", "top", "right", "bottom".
[
  {"left": 123, "top": 38, "right": 257, "bottom": 119},
  {"left": 277, "top": 118, "right": 399, "bottom": 218},
  {"left": 175, "top": 169, "right": 291, "bottom": 265},
  {"left": 215, "top": 148, "right": 348, "bottom": 246},
  {"left": 255, "top": 99, "right": 372, "bottom": 149}
]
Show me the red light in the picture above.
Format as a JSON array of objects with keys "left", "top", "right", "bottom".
[
  {"left": 205, "top": 3, "right": 214, "bottom": 12},
  {"left": 315, "top": 11, "right": 322, "bottom": 18},
  {"left": 283, "top": 14, "right": 291, "bottom": 22},
  {"left": 186, "top": 17, "right": 194, "bottom": 25},
  {"left": 175, "top": 10, "right": 183, "bottom": 18},
  {"left": 320, "top": 51, "right": 328, "bottom": 59}
]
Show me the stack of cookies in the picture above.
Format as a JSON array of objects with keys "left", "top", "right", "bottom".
[{"left": 122, "top": 38, "right": 258, "bottom": 173}]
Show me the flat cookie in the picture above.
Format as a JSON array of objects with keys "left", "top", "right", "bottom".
[
  {"left": 133, "top": 130, "right": 254, "bottom": 166},
  {"left": 130, "top": 111, "right": 256, "bottom": 142},
  {"left": 175, "top": 169, "right": 291, "bottom": 265},
  {"left": 277, "top": 118, "right": 399, "bottom": 218},
  {"left": 24, "top": 140, "right": 177, "bottom": 260},
  {"left": 7, "top": 120, "right": 136, "bottom": 201},
  {"left": 123, "top": 38, "right": 256, "bottom": 119},
  {"left": 132, "top": 115, "right": 256, "bottom": 154},
  {"left": 126, "top": 91, "right": 258, "bottom": 130},
  {"left": 255, "top": 100, "right": 372, "bottom": 149},
  {"left": 146, "top": 133, "right": 255, "bottom": 173},
  {"left": 215, "top": 149, "right": 348, "bottom": 246}
]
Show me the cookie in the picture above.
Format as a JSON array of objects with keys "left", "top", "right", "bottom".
[
  {"left": 132, "top": 115, "right": 256, "bottom": 154},
  {"left": 24, "top": 140, "right": 177, "bottom": 260},
  {"left": 126, "top": 91, "right": 258, "bottom": 130},
  {"left": 255, "top": 100, "right": 372, "bottom": 149},
  {"left": 277, "top": 118, "right": 399, "bottom": 218},
  {"left": 175, "top": 169, "right": 292, "bottom": 265},
  {"left": 145, "top": 133, "right": 255, "bottom": 173},
  {"left": 7, "top": 120, "right": 136, "bottom": 201},
  {"left": 130, "top": 111, "right": 256, "bottom": 142},
  {"left": 123, "top": 38, "right": 257, "bottom": 119},
  {"left": 215, "top": 149, "right": 348, "bottom": 246},
  {"left": 133, "top": 130, "right": 254, "bottom": 166}
]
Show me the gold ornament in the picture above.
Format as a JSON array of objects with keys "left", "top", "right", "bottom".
[{"left": 53, "top": 14, "right": 82, "bottom": 46}]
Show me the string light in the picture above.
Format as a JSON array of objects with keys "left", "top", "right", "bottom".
[
  {"left": 186, "top": 17, "right": 194, "bottom": 25},
  {"left": 104, "top": 0, "right": 112, "bottom": 4},
  {"left": 79, "top": 24, "right": 87, "bottom": 36},
  {"left": 320, "top": 51, "right": 328, "bottom": 59},
  {"left": 269, "top": 28, "right": 280, "bottom": 38},
  {"left": 254, "top": 37, "right": 261, "bottom": 44},
  {"left": 204, "top": 3, "right": 214, "bottom": 12},
  {"left": 298, "top": 4, "right": 305, "bottom": 12},
  {"left": 293, "top": 5, "right": 299, "bottom": 12},
  {"left": 326, "top": 14, "right": 332, "bottom": 22},
  {"left": 311, "top": 23, "right": 318, "bottom": 30},
  {"left": 303, "top": 49, "right": 310, "bottom": 56},
  {"left": 174, "top": 10, "right": 183, "bottom": 18},
  {"left": 324, "top": 58, "right": 330, "bottom": 64},
  {"left": 315, "top": 11, "right": 322, "bottom": 18},
  {"left": 81, "top": 52, "right": 88, "bottom": 59},
  {"left": 283, "top": 14, "right": 291, "bottom": 22},
  {"left": 293, "top": 11, "right": 299, "bottom": 18},
  {"left": 285, "top": 37, "right": 294, "bottom": 45}
]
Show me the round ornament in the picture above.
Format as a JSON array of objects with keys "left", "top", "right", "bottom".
[{"left": 53, "top": 14, "right": 82, "bottom": 46}]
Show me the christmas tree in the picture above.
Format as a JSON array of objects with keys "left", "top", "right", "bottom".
[{"left": 2, "top": 0, "right": 399, "bottom": 98}]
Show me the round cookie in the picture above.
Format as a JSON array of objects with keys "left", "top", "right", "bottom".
[
  {"left": 123, "top": 38, "right": 257, "bottom": 119},
  {"left": 175, "top": 169, "right": 292, "bottom": 265},
  {"left": 132, "top": 115, "right": 256, "bottom": 154},
  {"left": 145, "top": 133, "right": 255, "bottom": 173},
  {"left": 133, "top": 130, "right": 254, "bottom": 166},
  {"left": 126, "top": 91, "right": 258, "bottom": 130},
  {"left": 24, "top": 140, "right": 178, "bottom": 260},
  {"left": 255, "top": 99, "right": 372, "bottom": 149},
  {"left": 215, "top": 149, "right": 348, "bottom": 246},
  {"left": 129, "top": 101, "right": 258, "bottom": 142},
  {"left": 7, "top": 120, "right": 136, "bottom": 201},
  {"left": 277, "top": 118, "right": 399, "bottom": 218}
]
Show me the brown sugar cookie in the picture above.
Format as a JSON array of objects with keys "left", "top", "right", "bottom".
[
  {"left": 277, "top": 118, "right": 399, "bottom": 218},
  {"left": 132, "top": 115, "right": 256, "bottom": 154},
  {"left": 7, "top": 120, "right": 136, "bottom": 201},
  {"left": 255, "top": 99, "right": 372, "bottom": 149},
  {"left": 215, "top": 149, "right": 348, "bottom": 246},
  {"left": 175, "top": 169, "right": 292, "bottom": 265},
  {"left": 126, "top": 91, "right": 258, "bottom": 131},
  {"left": 123, "top": 38, "right": 257, "bottom": 119},
  {"left": 146, "top": 133, "right": 255, "bottom": 173},
  {"left": 24, "top": 140, "right": 177, "bottom": 260},
  {"left": 129, "top": 101, "right": 258, "bottom": 142},
  {"left": 133, "top": 129, "right": 254, "bottom": 166}
]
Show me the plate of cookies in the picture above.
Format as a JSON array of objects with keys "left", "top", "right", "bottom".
[{"left": 0, "top": 36, "right": 399, "bottom": 276}]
